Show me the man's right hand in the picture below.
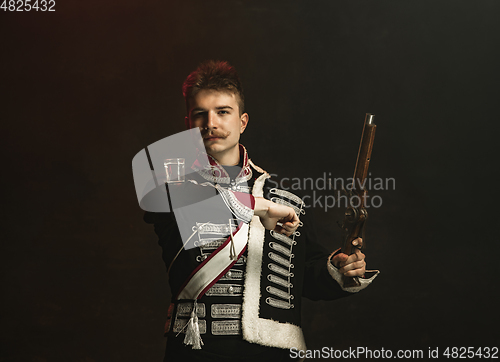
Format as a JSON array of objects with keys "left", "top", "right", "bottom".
[{"left": 253, "top": 197, "right": 300, "bottom": 236}]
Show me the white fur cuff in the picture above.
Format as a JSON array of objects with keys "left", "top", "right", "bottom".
[{"left": 327, "top": 250, "right": 379, "bottom": 293}]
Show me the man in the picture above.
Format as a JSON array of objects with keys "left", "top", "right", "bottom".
[{"left": 144, "top": 60, "right": 378, "bottom": 361}]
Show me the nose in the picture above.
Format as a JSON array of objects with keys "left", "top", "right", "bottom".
[{"left": 206, "top": 111, "right": 218, "bottom": 129}]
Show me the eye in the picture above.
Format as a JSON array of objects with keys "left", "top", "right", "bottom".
[
  {"left": 193, "top": 111, "right": 207, "bottom": 118},
  {"left": 218, "top": 110, "right": 229, "bottom": 115}
]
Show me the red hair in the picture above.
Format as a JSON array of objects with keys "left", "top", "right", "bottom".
[{"left": 182, "top": 60, "right": 245, "bottom": 115}]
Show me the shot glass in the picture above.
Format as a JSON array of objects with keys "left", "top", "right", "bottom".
[{"left": 164, "top": 158, "right": 185, "bottom": 183}]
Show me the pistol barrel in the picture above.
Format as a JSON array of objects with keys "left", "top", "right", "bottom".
[{"left": 352, "top": 113, "right": 376, "bottom": 192}]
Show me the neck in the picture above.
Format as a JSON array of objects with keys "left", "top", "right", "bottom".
[{"left": 209, "top": 144, "right": 240, "bottom": 166}]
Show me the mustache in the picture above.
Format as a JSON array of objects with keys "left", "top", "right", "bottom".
[{"left": 202, "top": 130, "right": 231, "bottom": 139}]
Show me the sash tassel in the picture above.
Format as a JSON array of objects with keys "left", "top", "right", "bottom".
[{"left": 183, "top": 300, "right": 204, "bottom": 349}]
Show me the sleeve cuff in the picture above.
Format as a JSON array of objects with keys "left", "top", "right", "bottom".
[{"left": 327, "top": 248, "right": 380, "bottom": 293}]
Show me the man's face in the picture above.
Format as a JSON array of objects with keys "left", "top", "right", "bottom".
[{"left": 186, "top": 89, "right": 248, "bottom": 165}]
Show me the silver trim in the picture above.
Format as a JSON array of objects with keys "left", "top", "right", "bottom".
[
  {"left": 267, "top": 274, "right": 293, "bottom": 288},
  {"left": 205, "top": 283, "right": 243, "bottom": 297},
  {"left": 266, "top": 286, "right": 294, "bottom": 300},
  {"left": 269, "top": 188, "right": 305, "bottom": 206},
  {"left": 268, "top": 263, "right": 294, "bottom": 278},
  {"left": 265, "top": 297, "right": 294, "bottom": 310},
  {"left": 176, "top": 302, "right": 206, "bottom": 318},
  {"left": 212, "top": 320, "right": 241, "bottom": 335},
  {"left": 196, "top": 254, "right": 208, "bottom": 262},
  {"left": 216, "top": 184, "right": 254, "bottom": 223},
  {"left": 271, "top": 197, "right": 305, "bottom": 215},
  {"left": 195, "top": 221, "right": 236, "bottom": 237},
  {"left": 219, "top": 269, "right": 244, "bottom": 281},
  {"left": 268, "top": 252, "right": 293, "bottom": 268},
  {"left": 270, "top": 230, "right": 296, "bottom": 246},
  {"left": 173, "top": 318, "right": 207, "bottom": 334},
  {"left": 194, "top": 238, "right": 225, "bottom": 249},
  {"left": 230, "top": 184, "right": 251, "bottom": 193},
  {"left": 269, "top": 242, "right": 293, "bottom": 257},
  {"left": 234, "top": 256, "right": 246, "bottom": 266},
  {"left": 211, "top": 304, "right": 241, "bottom": 319}
]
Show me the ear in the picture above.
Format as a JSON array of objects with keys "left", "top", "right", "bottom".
[
  {"left": 184, "top": 116, "right": 191, "bottom": 130},
  {"left": 240, "top": 113, "right": 249, "bottom": 134}
]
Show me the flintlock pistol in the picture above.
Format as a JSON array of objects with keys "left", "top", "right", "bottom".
[{"left": 340, "top": 113, "right": 377, "bottom": 288}]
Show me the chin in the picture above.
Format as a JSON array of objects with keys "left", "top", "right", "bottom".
[
  {"left": 205, "top": 144, "right": 225, "bottom": 155},
  {"left": 205, "top": 142, "right": 237, "bottom": 156}
]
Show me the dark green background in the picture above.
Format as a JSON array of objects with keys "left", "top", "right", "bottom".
[{"left": 1, "top": 1, "right": 498, "bottom": 361}]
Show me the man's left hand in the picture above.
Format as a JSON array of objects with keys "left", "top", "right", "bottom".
[{"left": 331, "top": 238, "right": 366, "bottom": 277}]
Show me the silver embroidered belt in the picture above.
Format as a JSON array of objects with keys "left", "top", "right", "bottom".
[{"left": 172, "top": 302, "right": 242, "bottom": 336}]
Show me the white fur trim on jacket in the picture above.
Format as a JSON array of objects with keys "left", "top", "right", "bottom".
[{"left": 241, "top": 169, "right": 308, "bottom": 351}]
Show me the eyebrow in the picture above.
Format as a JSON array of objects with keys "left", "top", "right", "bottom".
[{"left": 191, "top": 105, "right": 233, "bottom": 114}]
